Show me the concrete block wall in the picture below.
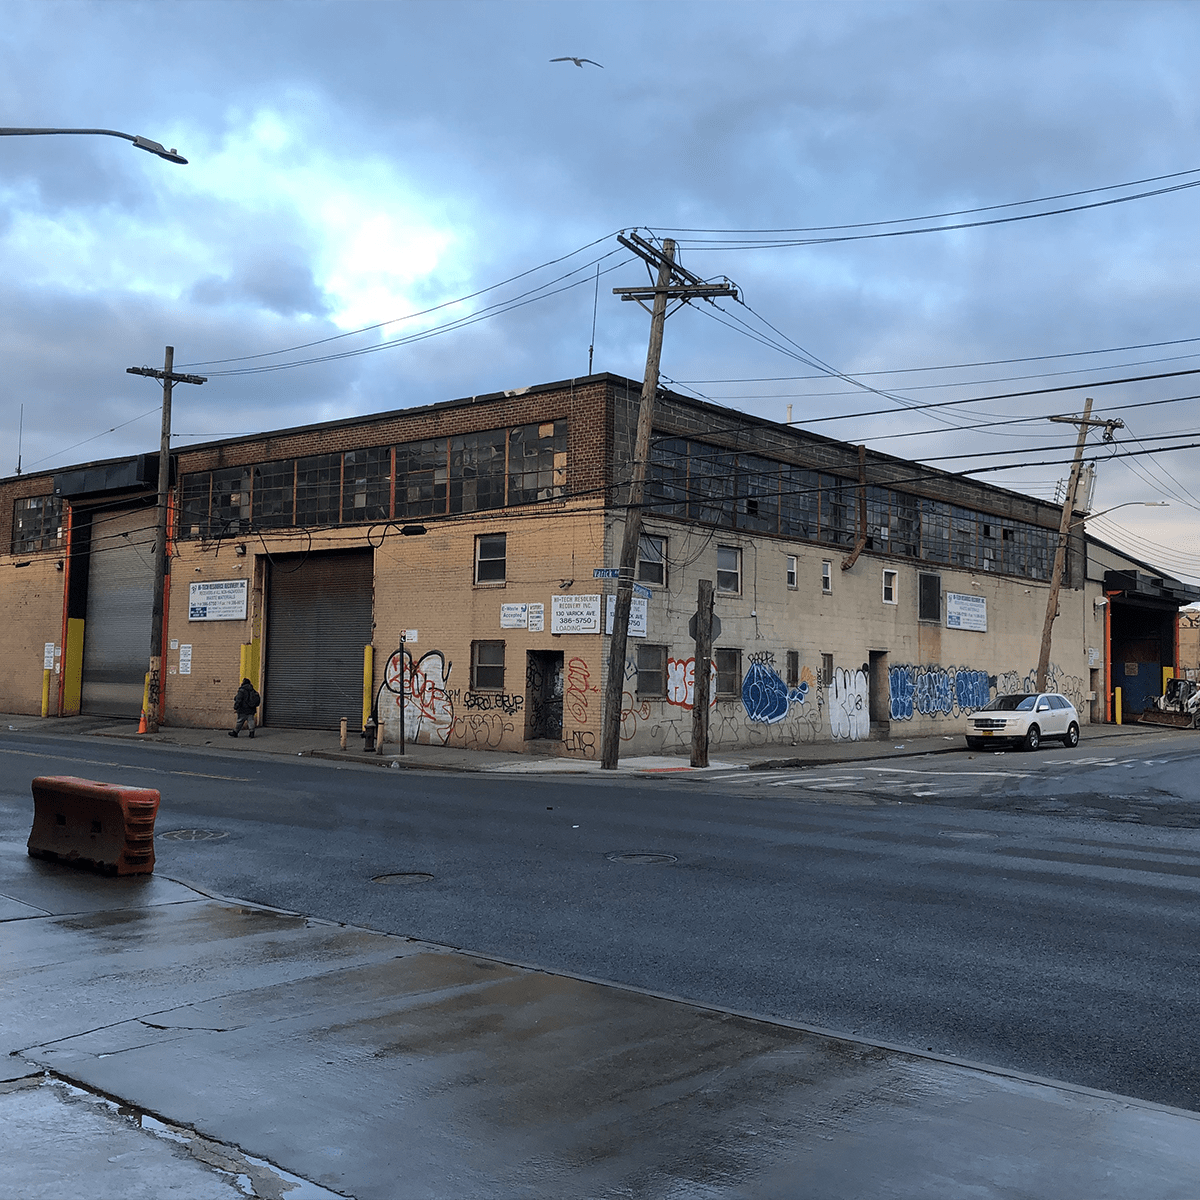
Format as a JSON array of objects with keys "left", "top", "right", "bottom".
[
  {"left": 0, "top": 557, "right": 64, "bottom": 716},
  {"left": 613, "top": 515, "right": 1091, "bottom": 754}
]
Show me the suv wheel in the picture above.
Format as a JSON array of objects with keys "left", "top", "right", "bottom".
[
  {"left": 1063, "top": 722, "right": 1079, "bottom": 748},
  {"left": 1023, "top": 724, "right": 1041, "bottom": 752},
  {"left": 965, "top": 736, "right": 985, "bottom": 750}
]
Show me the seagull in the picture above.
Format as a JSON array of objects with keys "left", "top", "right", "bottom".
[{"left": 551, "top": 56, "right": 604, "bottom": 68}]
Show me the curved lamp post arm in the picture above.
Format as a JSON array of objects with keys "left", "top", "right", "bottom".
[{"left": 0, "top": 127, "right": 187, "bottom": 164}]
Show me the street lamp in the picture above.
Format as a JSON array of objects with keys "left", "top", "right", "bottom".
[
  {"left": 1070, "top": 501, "right": 1169, "bottom": 528},
  {"left": 0, "top": 127, "right": 187, "bottom": 164}
]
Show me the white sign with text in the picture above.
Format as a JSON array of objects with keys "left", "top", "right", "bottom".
[
  {"left": 189, "top": 579, "right": 248, "bottom": 622},
  {"left": 604, "top": 594, "right": 648, "bottom": 637},
  {"left": 945, "top": 591, "right": 987, "bottom": 632},
  {"left": 551, "top": 594, "right": 601, "bottom": 634}
]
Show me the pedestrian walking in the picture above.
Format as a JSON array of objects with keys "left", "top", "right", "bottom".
[{"left": 230, "top": 678, "right": 260, "bottom": 738}]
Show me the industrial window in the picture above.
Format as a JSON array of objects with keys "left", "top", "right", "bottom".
[
  {"left": 508, "top": 420, "right": 567, "bottom": 505},
  {"left": 210, "top": 466, "right": 252, "bottom": 536},
  {"left": 471, "top": 640, "right": 505, "bottom": 690},
  {"left": 716, "top": 546, "right": 741, "bottom": 594},
  {"left": 450, "top": 429, "right": 507, "bottom": 514},
  {"left": 786, "top": 650, "right": 800, "bottom": 688},
  {"left": 638, "top": 534, "right": 667, "bottom": 585},
  {"left": 636, "top": 644, "right": 668, "bottom": 696},
  {"left": 715, "top": 648, "right": 742, "bottom": 696},
  {"left": 253, "top": 460, "right": 295, "bottom": 529},
  {"left": 786, "top": 555, "right": 797, "bottom": 588},
  {"left": 821, "top": 560, "right": 832, "bottom": 594},
  {"left": 295, "top": 454, "right": 341, "bottom": 526},
  {"left": 918, "top": 573, "right": 941, "bottom": 622},
  {"left": 342, "top": 446, "right": 392, "bottom": 524},
  {"left": 475, "top": 533, "right": 507, "bottom": 583},
  {"left": 821, "top": 653, "right": 834, "bottom": 687},
  {"left": 882, "top": 570, "right": 898, "bottom": 604},
  {"left": 11, "top": 495, "right": 62, "bottom": 553},
  {"left": 396, "top": 438, "right": 448, "bottom": 518}
]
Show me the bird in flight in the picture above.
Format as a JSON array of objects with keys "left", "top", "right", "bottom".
[{"left": 551, "top": 56, "right": 604, "bottom": 69}]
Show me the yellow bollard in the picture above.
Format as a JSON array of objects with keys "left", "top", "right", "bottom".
[
  {"left": 362, "top": 644, "right": 374, "bottom": 732},
  {"left": 1115, "top": 686, "right": 1122, "bottom": 725},
  {"left": 41, "top": 669, "right": 51, "bottom": 718}
]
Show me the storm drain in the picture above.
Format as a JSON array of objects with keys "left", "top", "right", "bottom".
[
  {"left": 372, "top": 872, "right": 434, "bottom": 885},
  {"left": 157, "top": 829, "right": 229, "bottom": 842},
  {"left": 605, "top": 852, "right": 678, "bottom": 865}
]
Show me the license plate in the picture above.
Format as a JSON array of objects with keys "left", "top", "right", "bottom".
[{"left": 981, "top": 730, "right": 994, "bottom": 736}]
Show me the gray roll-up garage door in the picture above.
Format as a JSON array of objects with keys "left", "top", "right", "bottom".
[
  {"left": 81, "top": 507, "right": 157, "bottom": 717},
  {"left": 264, "top": 549, "right": 374, "bottom": 729}
]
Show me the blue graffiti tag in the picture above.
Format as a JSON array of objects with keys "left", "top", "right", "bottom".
[
  {"left": 890, "top": 664, "right": 993, "bottom": 721},
  {"left": 741, "top": 661, "right": 809, "bottom": 724}
]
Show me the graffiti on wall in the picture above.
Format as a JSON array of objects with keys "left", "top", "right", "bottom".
[
  {"left": 665, "top": 657, "right": 718, "bottom": 711},
  {"left": 740, "top": 651, "right": 811, "bottom": 725},
  {"left": 888, "top": 664, "right": 991, "bottom": 721},
  {"left": 565, "top": 656, "right": 594, "bottom": 725},
  {"left": 381, "top": 649, "right": 456, "bottom": 745},
  {"left": 829, "top": 667, "right": 870, "bottom": 741},
  {"left": 996, "top": 664, "right": 1085, "bottom": 713}
]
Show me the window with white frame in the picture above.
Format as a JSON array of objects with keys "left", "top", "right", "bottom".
[
  {"left": 474, "top": 533, "right": 506, "bottom": 583},
  {"left": 717, "top": 546, "right": 741, "bottom": 594},
  {"left": 786, "top": 555, "right": 797, "bottom": 589},
  {"left": 883, "top": 570, "right": 898, "bottom": 604},
  {"left": 471, "top": 640, "right": 505, "bottom": 689},
  {"left": 638, "top": 534, "right": 667, "bottom": 586},
  {"left": 821, "top": 560, "right": 832, "bottom": 594}
]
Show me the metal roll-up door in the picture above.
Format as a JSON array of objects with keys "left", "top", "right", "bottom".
[
  {"left": 265, "top": 549, "right": 374, "bottom": 729},
  {"left": 81, "top": 508, "right": 157, "bottom": 716}
]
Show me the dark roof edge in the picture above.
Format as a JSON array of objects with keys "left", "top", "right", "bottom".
[{"left": 1088, "top": 533, "right": 1200, "bottom": 601}]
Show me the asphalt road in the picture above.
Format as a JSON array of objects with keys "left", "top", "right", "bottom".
[{"left": 4, "top": 729, "right": 1199, "bottom": 1113}]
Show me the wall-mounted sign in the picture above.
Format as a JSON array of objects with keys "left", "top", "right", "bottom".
[
  {"left": 500, "top": 603, "right": 528, "bottom": 629},
  {"left": 605, "top": 594, "right": 647, "bottom": 637},
  {"left": 551, "top": 594, "right": 601, "bottom": 634},
  {"left": 528, "top": 603, "right": 545, "bottom": 633},
  {"left": 945, "top": 591, "right": 987, "bottom": 632},
  {"left": 43, "top": 642, "right": 55, "bottom": 670},
  {"left": 189, "top": 579, "right": 248, "bottom": 622},
  {"left": 399, "top": 629, "right": 418, "bottom": 643},
  {"left": 179, "top": 644, "right": 192, "bottom": 676}
]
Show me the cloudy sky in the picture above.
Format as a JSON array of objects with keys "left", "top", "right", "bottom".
[{"left": 4, "top": 0, "right": 1200, "bottom": 580}]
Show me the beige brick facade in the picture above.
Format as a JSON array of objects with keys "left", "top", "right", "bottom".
[{"left": 1, "top": 373, "right": 1190, "bottom": 745}]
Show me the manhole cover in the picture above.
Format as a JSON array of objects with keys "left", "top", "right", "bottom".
[
  {"left": 158, "top": 829, "right": 229, "bottom": 841},
  {"left": 372, "top": 872, "right": 434, "bottom": 885},
  {"left": 605, "top": 852, "right": 678, "bottom": 865},
  {"left": 937, "top": 831, "right": 998, "bottom": 840}
]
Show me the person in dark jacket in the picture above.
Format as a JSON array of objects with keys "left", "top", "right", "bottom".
[{"left": 230, "top": 678, "right": 260, "bottom": 738}]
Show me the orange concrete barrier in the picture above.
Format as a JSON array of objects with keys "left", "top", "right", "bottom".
[{"left": 28, "top": 776, "right": 160, "bottom": 876}]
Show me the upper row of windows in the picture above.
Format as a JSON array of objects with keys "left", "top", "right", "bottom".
[
  {"left": 180, "top": 420, "right": 567, "bottom": 539},
  {"left": 647, "top": 435, "right": 1056, "bottom": 580}
]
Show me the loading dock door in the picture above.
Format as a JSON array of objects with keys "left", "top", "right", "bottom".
[
  {"left": 80, "top": 508, "right": 157, "bottom": 717},
  {"left": 264, "top": 550, "right": 374, "bottom": 730}
]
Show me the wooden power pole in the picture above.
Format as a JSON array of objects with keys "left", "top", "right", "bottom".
[
  {"left": 599, "top": 234, "right": 738, "bottom": 769},
  {"left": 1035, "top": 397, "right": 1113, "bottom": 692},
  {"left": 127, "top": 348, "right": 207, "bottom": 731}
]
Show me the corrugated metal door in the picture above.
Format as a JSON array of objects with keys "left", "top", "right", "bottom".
[
  {"left": 265, "top": 550, "right": 374, "bottom": 729},
  {"left": 81, "top": 508, "right": 157, "bottom": 716}
]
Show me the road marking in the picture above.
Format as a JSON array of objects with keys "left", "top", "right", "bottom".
[
  {"left": 860, "top": 766, "right": 1031, "bottom": 779},
  {"left": 0, "top": 748, "right": 251, "bottom": 782}
]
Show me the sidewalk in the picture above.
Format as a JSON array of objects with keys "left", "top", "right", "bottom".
[
  {"left": 2, "top": 710, "right": 1183, "bottom": 777},
  {"left": 5, "top": 846, "right": 1200, "bottom": 1199}
]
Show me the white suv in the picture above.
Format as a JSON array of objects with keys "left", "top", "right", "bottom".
[{"left": 965, "top": 692, "right": 1080, "bottom": 751}]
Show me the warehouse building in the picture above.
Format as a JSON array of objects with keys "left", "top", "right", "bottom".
[{"left": 2, "top": 372, "right": 1193, "bottom": 755}]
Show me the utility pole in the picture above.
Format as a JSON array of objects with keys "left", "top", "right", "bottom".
[
  {"left": 1035, "top": 398, "right": 1122, "bottom": 692},
  {"left": 599, "top": 233, "right": 738, "bottom": 769},
  {"left": 127, "top": 348, "right": 206, "bottom": 731},
  {"left": 690, "top": 578, "right": 714, "bottom": 767}
]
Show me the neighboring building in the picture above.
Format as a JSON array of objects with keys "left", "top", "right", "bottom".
[
  {"left": 1180, "top": 607, "right": 1200, "bottom": 681},
  {"left": 2, "top": 373, "right": 1194, "bottom": 755}
]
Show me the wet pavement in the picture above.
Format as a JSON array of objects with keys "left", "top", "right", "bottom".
[{"left": 6, "top": 838, "right": 1200, "bottom": 1197}]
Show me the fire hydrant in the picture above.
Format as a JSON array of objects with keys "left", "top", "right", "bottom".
[{"left": 361, "top": 716, "right": 377, "bottom": 753}]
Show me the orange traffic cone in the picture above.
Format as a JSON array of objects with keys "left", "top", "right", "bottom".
[{"left": 138, "top": 711, "right": 148, "bottom": 734}]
